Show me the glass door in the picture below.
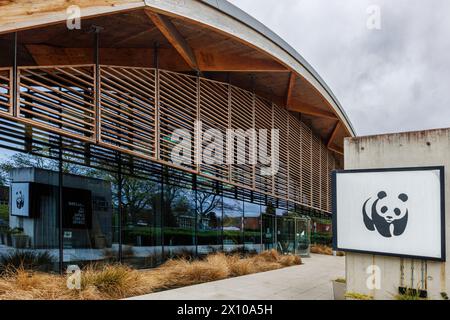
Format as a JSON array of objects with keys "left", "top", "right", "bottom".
[
  {"left": 277, "top": 217, "right": 296, "bottom": 254},
  {"left": 295, "top": 217, "right": 311, "bottom": 256}
]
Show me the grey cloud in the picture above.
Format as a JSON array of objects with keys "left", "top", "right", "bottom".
[{"left": 229, "top": 0, "right": 450, "bottom": 135}]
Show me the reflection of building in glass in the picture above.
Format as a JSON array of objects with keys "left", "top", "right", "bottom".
[
  {"left": 0, "top": 0, "right": 353, "bottom": 272},
  {"left": 6, "top": 168, "right": 112, "bottom": 255}
]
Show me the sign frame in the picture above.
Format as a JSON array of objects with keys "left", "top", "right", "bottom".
[
  {"left": 332, "top": 166, "right": 446, "bottom": 262},
  {"left": 10, "top": 182, "right": 31, "bottom": 217}
]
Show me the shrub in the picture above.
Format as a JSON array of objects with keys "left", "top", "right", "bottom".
[
  {"left": 310, "top": 245, "right": 345, "bottom": 256},
  {"left": 0, "top": 250, "right": 54, "bottom": 274},
  {"left": 81, "top": 264, "right": 145, "bottom": 299},
  {"left": 334, "top": 277, "right": 346, "bottom": 283},
  {"left": 345, "top": 292, "right": 373, "bottom": 300},
  {"left": 311, "top": 232, "right": 332, "bottom": 246},
  {"left": 394, "top": 288, "right": 426, "bottom": 300},
  {"left": 310, "top": 244, "right": 333, "bottom": 255}
]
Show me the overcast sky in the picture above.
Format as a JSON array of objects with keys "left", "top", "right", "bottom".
[{"left": 229, "top": 0, "right": 450, "bottom": 136}]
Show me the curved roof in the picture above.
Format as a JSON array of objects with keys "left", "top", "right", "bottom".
[
  {"left": 0, "top": 0, "right": 355, "bottom": 147},
  {"left": 202, "top": 0, "right": 355, "bottom": 136}
]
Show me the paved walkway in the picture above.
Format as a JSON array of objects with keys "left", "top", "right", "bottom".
[{"left": 129, "top": 254, "right": 345, "bottom": 300}]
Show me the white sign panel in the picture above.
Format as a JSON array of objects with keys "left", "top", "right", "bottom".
[
  {"left": 10, "top": 183, "right": 30, "bottom": 217},
  {"left": 333, "top": 167, "right": 445, "bottom": 261}
]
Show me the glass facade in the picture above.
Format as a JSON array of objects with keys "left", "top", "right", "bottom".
[
  {"left": 0, "top": 144, "right": 317, "bottom": 272},
  {"left": 222, "top": 196, "right": 243, "bottom": 253}
]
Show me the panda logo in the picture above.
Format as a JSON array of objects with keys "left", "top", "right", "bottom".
[
  {"left": 362, "top": 191, "right": 409, "bottom": 238},
  {"left": 16, "top": 191, "right": 25, "bottom": 210}
]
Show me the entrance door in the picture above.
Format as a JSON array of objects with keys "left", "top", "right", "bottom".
[
  {"left": 262, "top": 214, "right": 276, "bottom": 250},
  {"left": 277, "top": 217, "right": 296, "bottom": 254},
  {"left": 295, "top": 217, "right": 311, "bottom": 255}
]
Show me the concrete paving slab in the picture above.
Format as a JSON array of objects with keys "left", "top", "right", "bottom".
[{"left": 128, "top": 254, "right": 345, "bottom": 300}]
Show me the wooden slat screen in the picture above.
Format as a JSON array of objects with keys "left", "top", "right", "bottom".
[
  {"left": 0, "top": 68, "right": 12, "bottom": 115},
  {"left": 254, "top": 96, "right": 273, "bottom": 195},
  {"left": 327, "top": 152, "right": 336, "bottom": 212},
  {"left": 99, "top": 66, "right": 156, "bottom": 159},
  {"left": 0, "top": 64, "right": 342, "bottom": 213},
  {"left": 273, "top": 104, "right": 289, "bottom": 199},
  {"left": 288, "top": 114, "right": 302, "bottom": 203},
  {"left": 320, "top": 142, "right": 329, "bottom": 211},
  {"left": 17, "top": 65, "right": 96, "bottom": 142},
  {"left": 311, "top": 133, "right": 321, "bottom": 210},
  {"left": 158, "top": 70, "right": 198, "bottom": 171},
  {"left": 301, "top": 122, "right": 312, "bottom": 206},
  {"left": 230, "top": 86, "right": 254, "bottom": 188},
  {"left": 199, "top": 78, "right": 230, "bottom": 181}
]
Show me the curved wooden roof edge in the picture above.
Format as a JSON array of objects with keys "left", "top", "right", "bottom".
[{"left": 0, "top": 0, "right": 356, "bottom": 147}]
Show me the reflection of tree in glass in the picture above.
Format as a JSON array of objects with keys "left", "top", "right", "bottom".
[
  {"left": 222, "top": 198, "right": 242, "bottom": 228},
  {"left": 196, "top": 192, "right": 221, "bottom": 229},
  {"left": 0, "top": 153, "right": 81, "bottom": 185},
  {"left": 84, "top": 168, "right": 161, "bottom": 226},
  {"left": 162, "top": 168, "right": 195, "bottom": 228}
]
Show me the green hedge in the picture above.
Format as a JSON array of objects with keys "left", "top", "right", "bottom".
[
  {"left": 0, "top": 204, "right": 8, "bottom": 222},
  {"left": 123, "top": 226, "right": 260, "bottom": 246},
  {"left": 311, "top": 232, "right": 332, "bottom": 245}
]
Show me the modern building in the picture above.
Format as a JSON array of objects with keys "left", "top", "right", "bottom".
[{"left": 0, "top": 0, "right": 354, "bottom": 271}]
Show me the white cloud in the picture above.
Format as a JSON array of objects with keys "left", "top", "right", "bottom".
[{"left": 229, "top": 0, "right": 450, "bottom": 135}]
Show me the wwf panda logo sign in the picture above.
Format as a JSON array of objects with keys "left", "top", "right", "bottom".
[
  {"left": 333, "top": 167, "right": 445, "bottom": 261},
  {"left": 363, "top": 191, "right": 408, "bottom": 238},
  {"left": 11, "top": 183, "right": 31, "bottom": 217},
  {"left": 16, "top": 191, "right": 25, "bottom": 209}
]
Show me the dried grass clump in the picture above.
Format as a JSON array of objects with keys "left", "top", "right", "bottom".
[
  {"left": 310, "top": 244, "right": 333, "bottom": 255},
  {"left": 0, "top": 250, "right": 302, "bottom": 300},
  {"left": 0, "top": 268, "right": 70, "bottom": 300},
  {"left": 310, "top": 245, "right": 345, "bottom": 256},
  {"left": 80, "top": 264, "right": 148, "bottom": 299}
]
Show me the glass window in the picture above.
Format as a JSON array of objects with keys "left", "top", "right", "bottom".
[
  {"left": 196, "top": 190, "right": 222, "bottom": 255},
  {"left": 121, "top": 175, "right": 162, "bottom": 268},
  {"left": 0, "top": 149, "right": 60, "bottom": 272},
  {"left": 163, "top": 181, "right": 196, "bottom": 257},
  {"left": 61, "top": 161, "right": 119, "bottom": 268},
  {"left": 276, "top": 207, "right": 288, "bottom": 216},
  {"left": 222, "top": 196, "right": 243, "bottom": 252},
  {"left": 243, "top": 202, "right": 261, "bottom": 254}
]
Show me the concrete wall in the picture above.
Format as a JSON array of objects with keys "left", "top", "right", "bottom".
[{"left": 345, "top": 128, "right": 450, "bottom": 300}]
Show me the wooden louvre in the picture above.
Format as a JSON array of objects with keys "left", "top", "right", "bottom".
[
  {"left": 230, "top": 86, "right": 254, "bottom": 189},
  {"left": 99, "top": 66, "right": 156, "bottom": 159},
  {"left": 17, "top": 65, "right": 96, "bottom": 142},
  {"left": 0, "top": 64, "right": 339, "bottom": 213},
  {"left": 158, "top": 69, "right": 198, "bottom": 171},
  {"left": 320, "top": 142, "right": 329, "bottom": 211},
  {"left": 288, "top": 113, "right": 302, "bottom": 204},
  {"left": 199, "top": 78, "right": 230, "bottom": 182},
  {"left": 0, "top": 68, "right": 13, "bottom": 115},
  {"left": 273, "top": 104, "right": 289, "bottom": 199},
  {"left": 300, "top": 122, "right": 313, "bottom": 206},
  {"left": 311, "top": 133, "right": 321, "bottom": 210},
  {"left": 254, "top": 96, "right": 274, "bottom": 195}
]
